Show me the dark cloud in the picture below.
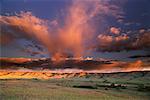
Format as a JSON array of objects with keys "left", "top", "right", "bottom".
[
  {"left": 1, "top": 0, "right": 149, "bottom": 59},
  {"left": 0, "top": 0, "right": 124, "bottom": 59},
  {"left": 96, "top": 30, "right": 150, "bottom": 52},
  {"left": 129, "top": 55, "right": 150, "bottom": 59},
  {"left": 0, "top": 57, "right": 148, "bottom": 72}
]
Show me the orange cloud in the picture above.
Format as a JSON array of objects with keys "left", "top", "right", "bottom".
[
  {"left": 96, "top": 60, "right": 143, "bottom": 73},
  {"left": 110, "top": 27, "right": 120, "bottom": 35},
  {"left": 97, "top": 31, "right": 150, "bottom": 52},
  {"left": 0, "top": 1, "right": 103, "bottom": 61},
  {"left": 97, "top": 34, "right": 129, "bottom": 51}
]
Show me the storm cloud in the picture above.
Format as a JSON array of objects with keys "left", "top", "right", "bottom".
[
  {"left": 96, "top": 31, "right": 150, "bottom": 52},
  {"left": 0, "top": 0, "right": 124, "bottom": 59}
]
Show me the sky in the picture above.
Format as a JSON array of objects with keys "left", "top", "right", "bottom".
[{"left": 0, "top": 0, "right": 150, "bottom": 61}]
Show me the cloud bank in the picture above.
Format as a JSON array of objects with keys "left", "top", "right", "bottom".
[
  {"left": 0, "top": 0, "right": 150, "bottom": 59},
  {"left": 0, "top": 0, "right": 123, "bottom": 59},
  {"left": 97, "top": 31, "right": 150, "bottom": 52}
]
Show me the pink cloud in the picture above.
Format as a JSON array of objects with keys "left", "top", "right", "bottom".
[{"left": 110, "top": 27, "right": 120, "bottom": 35}]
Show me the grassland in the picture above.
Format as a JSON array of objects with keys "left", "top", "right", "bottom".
[{"left": 0, "top": 77, "right": 150, "bottom": 100}]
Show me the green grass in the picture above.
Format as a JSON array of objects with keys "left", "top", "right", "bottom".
[{"left": 0, "top": 78, "right": 150, "bottom": 100}]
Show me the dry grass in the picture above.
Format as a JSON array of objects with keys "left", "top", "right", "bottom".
[{"left": 0, "top": 78, "right": 149, "bottom": 100}]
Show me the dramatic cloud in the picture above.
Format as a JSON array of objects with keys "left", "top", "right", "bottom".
[
  {"left": 97, "top": 60, "right": 143, "bottom": 72},
  {"left": 0, "top": 0, "right": 123, "bottom": 59},
  {"left": 0, "top": 57, "right": 148, "bottom": 73},
  {"left": 1, "top": 0, "right": 107, "bottom": 61},
  {"left": 97, "top": 30, "right": 150, "bottom": 52},
  {"left": 97, "top": 34, "right": 129, "bottom": 51},
  {"left": 0, "top": 12, "right": 55, "bottom": 57},
  {"left": 1, "top": 0, "right": 149, "bottom": 60}
]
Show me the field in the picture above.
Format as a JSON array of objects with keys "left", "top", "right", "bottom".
[{"left": 0, "top": 73, "right": 150, "bottom": 100}]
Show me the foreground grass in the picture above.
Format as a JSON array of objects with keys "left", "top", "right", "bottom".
[{"left": 0, "top": 78, "right": 150, "bottom": 100}]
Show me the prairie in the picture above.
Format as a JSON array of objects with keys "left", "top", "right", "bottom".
[{"left": 0, "top": 72, "right": 150, "bottom": 100}]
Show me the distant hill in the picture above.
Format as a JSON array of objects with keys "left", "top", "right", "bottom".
[{"left": 0, "top": 70, "right": 149, "bottom": 79}]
